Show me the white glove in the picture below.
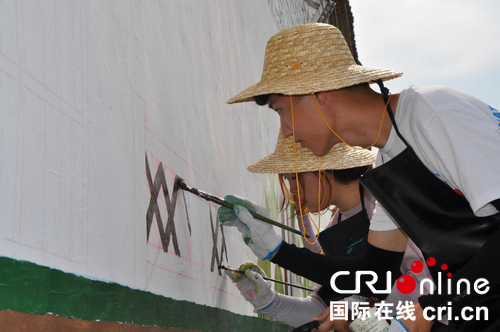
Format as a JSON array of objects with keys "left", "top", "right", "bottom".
[
  {"left": 218, "top": 195, "right": 282, "bottom": 260},
  {"left": 229, "top": 262, "right": 276, "bottom": 311}
]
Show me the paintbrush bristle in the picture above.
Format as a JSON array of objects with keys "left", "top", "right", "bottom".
[{"left": 175, "top": 175, "right": 186, "bottom": 189}]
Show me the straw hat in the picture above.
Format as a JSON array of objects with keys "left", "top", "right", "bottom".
[
  {"left": 248, "top": 131, "right": 377, "bottom": 174},
  {"left": 228, "top": 23, "right": 402, "bottom": 104}
]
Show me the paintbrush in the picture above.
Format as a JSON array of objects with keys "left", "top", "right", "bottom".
[
  {"left": 176, "top": 176, "right": 309, "bottom": 238},
  {"left": 219, "top": 265, "right": 313, "bottom": 292}
]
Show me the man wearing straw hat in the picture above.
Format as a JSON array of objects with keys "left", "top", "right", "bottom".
[{"left": 223, "top": 23, "right": 500, "bottom": 332}]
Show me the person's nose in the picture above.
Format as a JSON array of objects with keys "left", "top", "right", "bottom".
[{"left": 280, "top": 117, "right": 293, "bottom": 137}]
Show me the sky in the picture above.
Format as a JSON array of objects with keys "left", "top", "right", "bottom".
[{"left": 349, "top": 0, "right": 500, "bottom": 108}]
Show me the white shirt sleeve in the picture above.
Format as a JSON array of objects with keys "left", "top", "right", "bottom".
[
  {"left": 255, "top": 292, "right": 326, "bottom": 328},
  {"left": 421, "top": 108, "right": 500, "bottom": 217},
  {"left": 369, "top": 201, "right": 400, "bottom": 231}
]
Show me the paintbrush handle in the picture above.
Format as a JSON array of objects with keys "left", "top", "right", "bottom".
[
  {"left": 248, "top": 210, "right": 308, "bottom": 238},
  {"left": 177, "top": 177, "right": 308, "bottom": 238},
  {"left": 263, "top": 277, "right": 313, "bottom": 292},
  {"left": 219, "top": 266, "right": 313, "bottom": 292}
]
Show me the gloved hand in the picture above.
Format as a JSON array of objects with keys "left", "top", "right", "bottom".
[
  {"left": 218, "top": 195, "right": 282, "bottom": 260},
  {"left": 227, "top": 262, "right": 276, "bottom": 311}
]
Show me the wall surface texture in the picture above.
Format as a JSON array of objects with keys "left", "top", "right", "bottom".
[{"left": 0, "top": 0, "right": 324, "bottom": 330}]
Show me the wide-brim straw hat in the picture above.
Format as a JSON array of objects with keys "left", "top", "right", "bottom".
[
  {"left": 248, "top": 131, "right": 377, "bottom": 174},
  {"left": 228, "top": 23, "right": 402, "bottom": 104}
]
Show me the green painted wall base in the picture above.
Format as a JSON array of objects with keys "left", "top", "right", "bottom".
[{"left": 0, "top": 257, "right": 290, "bottom": 332}]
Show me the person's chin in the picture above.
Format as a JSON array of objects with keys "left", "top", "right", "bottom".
[{"left": 310, "top": 146, "right": 329, "bottom": 157}]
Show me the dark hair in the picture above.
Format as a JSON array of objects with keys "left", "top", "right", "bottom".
[
  {"left": 254, "top": 95, "right": 269, "bottom": 106},
  {"left": 333, "top": 166, "right": 372, "bottom": 184},
  {"left": 278, "top": 165, "right": 372, "bottom": 213},
  {"left": 343, "top": 82, "right": 370, "bottom": 92}
]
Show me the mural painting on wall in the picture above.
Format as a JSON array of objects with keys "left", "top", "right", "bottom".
[
  {"left": 145, "top": 154, "right": 228, "bottom": 276},
  {"left": 209, "top": 205, "right": 229, "bottom": 275},
  {"left": 145, "top": 155, "right": 182, "bottom": 256}
]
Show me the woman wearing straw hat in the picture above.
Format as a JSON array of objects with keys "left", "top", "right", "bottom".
[
  {"left": 222, "top": 133, "right": 449, "bottom": 332},
  {"left": 222, "top": 134, "right": 376, "bottom": 330},
  {"left": 225, "top": 23, "right": 500, "bottom": 332}
]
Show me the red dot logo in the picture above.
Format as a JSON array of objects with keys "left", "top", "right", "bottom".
[
  {"left": 396, "top": 274, "right": 416, "bottom": 294},
  {"left": 426, "top": 257, "right": 436, "bottom": 267},
  {"left": 411, "top": 260, "right": 423, "bottom": 274},
  {"left": 447, "top": 272, "right": 452, "bottom": 277},
  {"left": 441, "top": 263, "right": 448, "bottom": 270}
]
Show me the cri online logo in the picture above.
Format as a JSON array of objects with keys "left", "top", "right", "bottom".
[
  {"left": 331, "top": 257, "right": 490, "bottom": 296},
  {"left": 396, "top": 257, "right": 450, "bottom": 294}
]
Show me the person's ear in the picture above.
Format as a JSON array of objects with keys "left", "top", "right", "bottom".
[{"left": 314, "top": 91, "right": 328, "bottom": 105}]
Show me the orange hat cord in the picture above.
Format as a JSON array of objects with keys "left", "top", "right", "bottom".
[
  {"left": 308, "top": 170, "right": 334, "bottom": 222},
  {"left": 290, "top": 95, "right": 321, "bottom": 245},
  {"left": 311, "top": 93, "right": 391, "bottom": 150},
  {"left": 315, "top": 172, "right": 333, "bottom": 216}
]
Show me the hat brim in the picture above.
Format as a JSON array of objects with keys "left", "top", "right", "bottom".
[
  {"left": 228, "top": 64, "right": 402, "bottom": 104},
  {"left": 247, "top": 142, "right": 377, "bottom": 174}
]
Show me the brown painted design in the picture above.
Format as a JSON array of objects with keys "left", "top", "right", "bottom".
[
  {"left": 0, "top": 310, "right": 201, "bottom": 332},
  {"left": 209, "top": 205, "right": 229, "bottom": 275},
  {"left": 146, "top": 154, "right": 182, "bottom": 256}
]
